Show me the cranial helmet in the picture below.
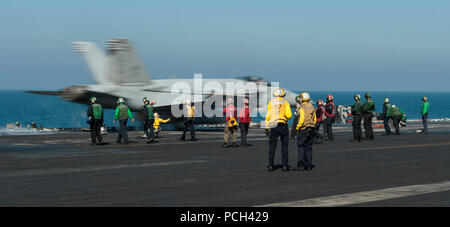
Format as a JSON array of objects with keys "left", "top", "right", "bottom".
[
  {"left": 327, "top": 94, "right": 334, "bottom": 101},
  {"left": 273, "top": 88, "right": 286, "bottom": 97},
  {"left": 317, "top": 99, "right": 324, "bottom": 106},
  {"left": 300, "top": 92, "right": 311, "bottom": 102},
  {"left": 243, "top": 97, "right": 249, "bottom": 105}
]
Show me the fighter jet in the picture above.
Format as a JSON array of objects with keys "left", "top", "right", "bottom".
[{"left": 27, "top": 38, "right": 297, "bottom": 126}]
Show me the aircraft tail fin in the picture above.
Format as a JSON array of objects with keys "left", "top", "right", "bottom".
[
  {"left": 105, "top": 38, "right": 151, "bottom": 85},
  {"left": 72, "top": 38, "right": 151, "bottom": 85},
  {"left": 72, "top": 41, "right": 108, "bottom": 84}
]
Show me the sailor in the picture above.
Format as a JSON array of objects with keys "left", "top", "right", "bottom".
[
  {"left": 87, "top": 97, "right": 104, "bottom": 145},
  {"left": 363, "top": 93, "right": 375, "bottom": 140},
  {"left": 293, "top": 92, "right": 317, "bottom": 171},
  {"left": 314, "top": 99, "right": 325, "bottom": 144},
  {"left": 351, "top": 94, "right": 363, "bottom": 142},
  {"left": 153, "top": 112, "right": 170, "bottom": 138},
  {"left": 223, "top": 98, "right": 238, "bottom": 148},
  {"left": 239, "top": 97, "right": 251, "bottom": 147},
  {"left": 382, "top": 98, "right": 393, "bottom": 135},
  {"left": 291, "top": 95, "right": 302, "bottom": 138},
  {"left": 324, "top": 94, "right": 336, "bottom": 141},
  {"left": 391, "top": 105, "right": 403, "bottom": 135},
  {"left": 400, "top": 110, "right": 408, "bottom": 127},
  {"left": 422, "top": 97, "right": 429, "bottom": 134},
  {"left": 181, "top": 99, "right": 197, "bottom": 141},
  {"left": 141, "top": 97, "right": 155, "bottom": 144},
  {"left": 265, "top": 88, "right": 292, "bottom": 172},
  {"left": 113, "top": 98, "right": 135, "bottom": 144}
]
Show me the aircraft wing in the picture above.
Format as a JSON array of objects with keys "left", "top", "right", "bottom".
[
  {"left": 26, "top": 86, "right": 120, "bottom": 109},
  {"left": 26, "top": 90, "right": 63, "bottom": 96}
]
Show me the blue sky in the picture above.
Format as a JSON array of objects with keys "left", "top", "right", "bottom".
[{"left": 1, "top": 0, "right": 449, "bottom": 91}]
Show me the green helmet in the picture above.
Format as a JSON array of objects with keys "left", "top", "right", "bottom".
[
  {"left": 354, "top": 94, "right": 361, "bottom": 100},
  {"left": 117, "top": 98, "right": 125, "bottom": 104},
  {"left": 365, "top": 93, "right": 371, "bottom": 99},
  {"left": 143, "top": 97, "right": 149, "bottom": 103},
  {"left": 90, "top": 97, "right": 96, "bottom": 103}
]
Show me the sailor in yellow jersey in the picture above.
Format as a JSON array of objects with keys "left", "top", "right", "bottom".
[
  {"left": 153, "top": 112, "right": 170, "bottom": 138},
  {"left": 293, "top": 92, "right": 317, "bottom": 171},
  {"left": 265, "top": 88, "right": 292, "bottom": 172},
  {"left": 181, "top": 99, "right": 197, "bottom": 141}
]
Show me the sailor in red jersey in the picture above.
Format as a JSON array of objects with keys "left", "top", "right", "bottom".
[
  {"left": 223, "top": 98, "right": 238, "bottom": 148},
  {"left": 324, "top": 94, "right": 336, "bottom": 141},
  {"left": 314, "top": 99, "right": 326, "bottom": 144},
  {"left": 239, "top": 97, "right": 251, "bottom": 147}
]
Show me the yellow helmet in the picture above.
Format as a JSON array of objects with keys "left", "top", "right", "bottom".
[
  {"left": 273, "top": 88, "right": 286, "bottom": 97},
  {"left": 300, "top": 92, "right": 311, "bottom": 102}
]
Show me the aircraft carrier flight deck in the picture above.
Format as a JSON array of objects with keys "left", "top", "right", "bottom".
[{"left": 1, "top": 124, "right": 450, "bottom": 207}]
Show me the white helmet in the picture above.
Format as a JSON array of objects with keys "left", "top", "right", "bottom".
[
  {"left": 300, "top": 92, "right": 311, "bottom": 102},
  {"left": 186, "top": 99, "right": 192, "bottom": 105},
  {"left": 273, "top": 88, "right": 286, "bottom": 97},
  {"left": 227, "top": 98, "right": 234, "bottom": 105},
  {"left": 118, "top": 98, "right": 125, "bottom": 104},
  {"left": 384, "top": 98, "right": 390, "bottom": 103}
]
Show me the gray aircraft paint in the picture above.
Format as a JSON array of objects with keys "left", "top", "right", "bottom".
[{"left": 29, "top": 38, "right": 298, "bottom": 124}]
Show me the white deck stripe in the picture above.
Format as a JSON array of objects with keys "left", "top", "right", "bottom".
[
  {"left": 0, "top": 160, "right": 208, "bottom": 178},
  {"left": 257, "top": 181, "right": 450, "bottom": 207}
]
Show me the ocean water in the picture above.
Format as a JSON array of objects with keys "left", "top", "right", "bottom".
[{"left": 0, "top": 90, "right": 448, "bottom": 131}]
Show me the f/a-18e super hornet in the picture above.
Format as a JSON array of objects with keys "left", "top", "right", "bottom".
[{"left": 27, "top": 38, "right": 297, "bottom": 125}]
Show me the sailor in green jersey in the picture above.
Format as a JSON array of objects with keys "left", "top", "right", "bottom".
[
  {"left": 141, "top": 97, "right": 156, "bottom": 144},
  {"left": 391, "top": 105, "right": 404, "bottom": 135},
  {"left": 87, "top": 97, "right": 104, "bottom": 145},
  {"left": 400, "top": 110, "right": 408, "bottom": 126},
  {"left": 363, "top": 93, "right": 375, "bottom": 140},
  {"left": 422, "top": 97, "right": 429, "bottom": 134},
  {"left": 114, "top": 98, "right": 135, "bottom": 144},
  {"left": 351, "top": 94, "right": 364, "bottom": 142},
  {"left": 382, "top": 98, "right": 393, "bottom": 135}
]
